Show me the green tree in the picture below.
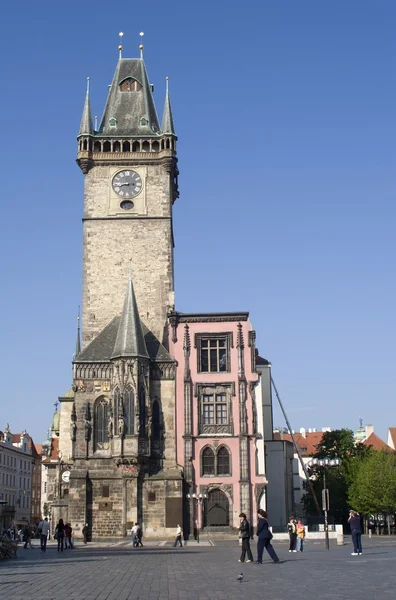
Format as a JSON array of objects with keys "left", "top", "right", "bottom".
[
  {"left": 348, "top": 449, "right": 396, "bottom": 515},
  {"left": 301, "top": 429, "right": 357, "bottom": 520}
]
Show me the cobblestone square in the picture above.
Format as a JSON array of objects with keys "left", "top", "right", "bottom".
[{"left": 1, "top": 537, "right": 396, "bottom": 600}]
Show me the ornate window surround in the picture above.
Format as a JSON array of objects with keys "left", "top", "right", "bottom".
[
  {"left": 201, "top": 444, "right": 232, "bottom": 477},
  {"left": 194, "top": 332, "right": 233, "bottom": 373},
  {"left": 195, "top": 383, "right": 235, "bottom": 435},
  {"left": 94, "top": 396, "right": 110, "bottom": 453}
]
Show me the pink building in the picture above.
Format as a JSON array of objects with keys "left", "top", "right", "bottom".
[{"left": 169, "top": 311, "right": 268, "bottom": 532}]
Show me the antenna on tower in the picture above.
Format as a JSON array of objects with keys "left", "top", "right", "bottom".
[
  {"left": 119, "top": 31, "right": 124, "bottom": 59},
  {"left": 139, "top": 31, "right": 144, "bottom": 58}
]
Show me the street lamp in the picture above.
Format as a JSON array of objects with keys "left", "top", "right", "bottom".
[
  {"left": 186, "top": 493, "right": 208, "bottom": 543},
  {"left": 307, "top": 457, "right": 341, "bottom": 550}
]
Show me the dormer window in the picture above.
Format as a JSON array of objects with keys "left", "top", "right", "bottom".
[
  {"left": 119, "top": 77, "right": 142, "bottom": 92},
  {"left": 140, "top": 117, "right": 149, "bottom": 126},
  {"left": 109, "top": 117, "right": 117, "bottom": 128}
]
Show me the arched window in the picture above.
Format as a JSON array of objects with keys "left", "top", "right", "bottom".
[
  {"left": 93, "top": 141, "right": 101, "bottom": 152},
  {"left": 123, "top": 141, "right": 131, "bottom": 152},
  {"left": 119, "top": 77, "right": 142, "bottom": 92},
  {"left": 113, "top": 388, "right": 120, "bottom": 429},
  {"left": 217, "top": 447, "right": 230, "bottom": 475},
  {"left": 124, "top": 388, "right": 135, "bottom": 435},
  {"left": 103, "top": 141, "right": 111, "bottom": 152},
  {"left": 94, "top": 398, "right": 109, "bottom": 451},
  {"left": 152, "top": 141, "right": 160, "bottom": 152},
  {"left": 202, "top": 447, "right": 215, "bottom": 475},
  {"left": 113, "top": 141, "right": 120, "bottom": 153},
  {"left": 132, "top": 141, "right": 140, "bottom": 152},
  {"left": 152, "top": 400, "right": 160, "bottom": 440},
  {"left": 83, "top": 139, "right": 88, "bottom": 151},
  {"left": 141, "top": 140, "right": 150, "bottom": 152}
]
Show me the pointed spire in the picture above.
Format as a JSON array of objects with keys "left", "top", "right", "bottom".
[
  {"left": 78, "top": 77, "right": 93, "bottom": 136},
  {"left": 112, "top": 265, "right": 149, "bottom": 359},
  {"left": 74, "top": 307, "right": 81, "bottom": 359},
  {"left": 161, "top": 77, "right": 175, "bottom": 135}
]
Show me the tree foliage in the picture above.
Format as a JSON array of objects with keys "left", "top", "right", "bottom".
[{"left": 348, "top": 449, "right": 396, "bottom": 515}]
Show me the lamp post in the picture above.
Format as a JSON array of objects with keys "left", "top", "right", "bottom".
[
  {"left": 186, "top": 493, "right": 208, "bottom": 543},
  {"left": 307, "top": 457, "right": 341, "bottom": 550}
]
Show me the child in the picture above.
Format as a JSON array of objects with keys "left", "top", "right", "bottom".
[{"left": 296, "top": 519, "right": 305, "bottom": 552}]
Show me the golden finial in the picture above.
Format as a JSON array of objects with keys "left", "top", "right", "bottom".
[
  {"left": 119, "top": 31, "right": 124, "bottom": 59},
  {"left": 139, "top": 31, "right": 144, "bottom": 58}
]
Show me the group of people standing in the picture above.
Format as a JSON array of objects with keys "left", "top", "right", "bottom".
[
  {"left": 287, "top": 516, "right": 306, "bottom": 552},
  {"left": 238, "top": 510, "right": 280, "bottom": 564}
]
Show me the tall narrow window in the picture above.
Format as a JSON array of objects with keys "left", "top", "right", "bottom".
[
  {"left": 113, "top": 388, "right": 120, "bottom": 429},
  {"left": 152, "top": 400, "right": 160, "bottom": 441},
  {"left": 124, "top": 388, "right": 135, "bottom": 435},
  {"left": 94, "top": 398, "right": 109, "bottom": 451},
  {"left": 202, "top": 447, "right": 215, "bottom": 475},
  {"left": 217, "top": 447, "right": 230, "bottom": 475},
  {"left": 139, "top": 388, "right": 146, "bottom": 435}
]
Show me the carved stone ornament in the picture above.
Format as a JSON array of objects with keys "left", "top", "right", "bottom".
[
  {"left": 118, "top": 415, "right": 125, "bottom": 437},
  {"left": 113, "top": 457, "right": 140, "bottom": 477},
  {"left": 107, "top": 412, "right": 114, "bottom": 439},
  {"left": 255, "top": 483, "right": 267, "bottom": 508},
  {"left": 102, "top": 381, "right": 111, "bottom": 392}
]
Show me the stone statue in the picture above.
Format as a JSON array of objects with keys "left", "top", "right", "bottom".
[
  {"left": 108, "top": 412, "right": 114, "bottom": 439},
  {"left": 84, "top": 419, "right": 91, "bottom": 441},
  {"left": 118, "top": 415, "right": 125, "bottom": 437},
  {"left": 70, "top": 421, "right": 77, "bottom": 442}
]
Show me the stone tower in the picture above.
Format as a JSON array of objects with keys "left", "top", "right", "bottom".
[
  {"left": 77, "top": 55, "right": 178, "bottom": 348},
  {"left": 56, "top": 47, "right": 183, "bottom": 541}
]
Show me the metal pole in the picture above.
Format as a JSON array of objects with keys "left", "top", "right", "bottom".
[
  {"left": 271, "top": 376, "right": 322, "bottom": 516},
  {"left": 323, "top": 470, "right": 329, "bottom": 550}
]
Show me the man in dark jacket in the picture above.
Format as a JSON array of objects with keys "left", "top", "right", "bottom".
[
  {"left": 348, "top": 510, "right": 362, "bottom": 555},
  {"left": 256, "top": 509, "right": 280, "bottom": 564},
  {"left": 238, "top": 513, "right": 254, "bottom": 563}
]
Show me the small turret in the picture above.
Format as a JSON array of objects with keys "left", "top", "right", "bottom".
[{"left": 161, "top": 77, "right": 175, "bottom": 135}]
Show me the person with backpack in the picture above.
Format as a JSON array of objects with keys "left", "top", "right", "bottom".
[{"left": 238, "top": 513, "right": 254, "bottom": 563}]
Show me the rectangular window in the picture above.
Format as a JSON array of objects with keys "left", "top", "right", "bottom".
[
  {"left": 200, "top": 338, "right": 228, "bottom": 373},
  {"left": 148, "top": 491, "right": 156, "bottom": 502},
  {"left": 202, "top": 394, "right": 227, "bottom": 425},
  {"left": 102, "top": 486, "right": 110, "bottom": 498}
]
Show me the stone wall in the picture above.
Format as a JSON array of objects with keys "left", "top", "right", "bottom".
[{"left": 81, "top": 162, "right": 175, "bottom": 347}]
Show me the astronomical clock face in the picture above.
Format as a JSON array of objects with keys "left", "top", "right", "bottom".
[{"left": 112, "top": 170, "right": 143, "bottom": 198}]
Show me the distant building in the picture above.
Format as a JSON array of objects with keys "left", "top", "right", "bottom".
[{"left": 0, "top": 425, "right": 40, "bottom": 527}]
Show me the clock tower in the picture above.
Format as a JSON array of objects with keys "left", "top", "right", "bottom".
[{"left": 77, "top": 51, "right": 178, "bottom": 348}]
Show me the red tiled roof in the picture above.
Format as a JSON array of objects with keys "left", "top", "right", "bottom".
[
  {"left": 12, "top": 433, "right": 21, "bottom": 442},
  {"left": 42, "top": 437, "right": 59, "bottom": 463},
  {"left": 363, "top": 432, "right": 395, "bottom": 452},
  {"left": 273, "top": 431, "right": 325, "bottom": 456}
]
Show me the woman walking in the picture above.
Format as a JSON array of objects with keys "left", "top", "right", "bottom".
[
  {"left": 256, "top": 509, "right": 279, "bottom": 564},
  {"left": 55, "top": 518, "right": 65, "bottom": 552},
  {"left": 238, "top": 513, "right": 254, "bottom": 563}
]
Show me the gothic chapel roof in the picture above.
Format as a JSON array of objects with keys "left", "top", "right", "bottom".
[{"left": 76, "top": 272, "right": 173, "bottom": 364}]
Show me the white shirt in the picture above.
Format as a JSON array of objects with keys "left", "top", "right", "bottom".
[
  {"left": 131, "top": 525, "right": 138, "bottom": 534},
  {"left": 176, "top": 526, "right": 182, "bottom": 536},
  {"left": 39, "top": 520, "right": 50, "bottom": 535}
]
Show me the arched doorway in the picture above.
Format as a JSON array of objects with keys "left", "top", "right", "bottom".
[{"left": 205, "top": 489, "right": 229, "bottom": 526}]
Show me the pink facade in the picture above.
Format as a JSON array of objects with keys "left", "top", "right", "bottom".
[{"left": 169, "top": 312, "right": 268, "bottom": 531}]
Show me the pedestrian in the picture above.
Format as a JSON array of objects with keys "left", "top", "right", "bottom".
[
  {"left": 82, "top": 523, "right": 89, "bottom": 544},
  {"left": 65, "top": 523, "right": 73, "bottom": 549},
  {"left": 296, "top": 519, "right": 305, "bottom": 552},
  {"left": 287, "top": 515, "right": 297, "bottom": 552},
  {"left": 131, "top": 523, "right": 138, "bottom": 547},
  {"left": 23, "top": 524, "right": 33, "bottom": 549},
  {"left": 348, "top": 510, "right": 362, "bottom": 555},
  {"left": 55, "top": 518, "right": 65, "bottom": 552},
  {"left": 238, "top": 513, "right": 254, "bottom": 563},
  {"left": 256, "top": 509, "right": 279, "bottom": 564},
  {"left": 173, "top": 524, "right": 183, "bottom": 547},
  {"left": 38, "top": 517, "right": 50, "bottom": 552},
  {"left": 136, "top": 524, "right": 143, "bottom": 547}
]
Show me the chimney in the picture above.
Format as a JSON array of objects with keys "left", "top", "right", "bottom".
[
  {"left": 365, "top": 424, "right": 374, "bottom": 438},
  {"left": 300, "top": 427, "right": 306, "bottom": 438},
  {"left": 308, "top": 428, "right": 312, "bottom": 433}
]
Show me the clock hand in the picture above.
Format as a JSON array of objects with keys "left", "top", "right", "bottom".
[{"left": 117, "top": 182, "right": 130, "bottom": 187}]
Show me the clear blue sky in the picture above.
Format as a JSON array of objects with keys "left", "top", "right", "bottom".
[{"left": 0, "top": 0, "right": 394, "bottom": 445}]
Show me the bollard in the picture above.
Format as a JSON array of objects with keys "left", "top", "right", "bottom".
[{"left": 337, "top": 532, "right": 344, "bottom": 545}]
